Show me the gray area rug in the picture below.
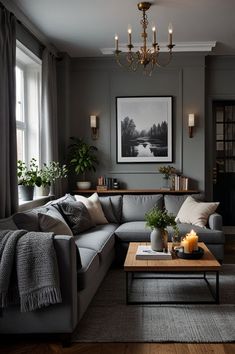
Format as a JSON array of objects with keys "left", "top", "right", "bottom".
[{"left": 73, "top": 265, "right": 235, "bottom": 343}]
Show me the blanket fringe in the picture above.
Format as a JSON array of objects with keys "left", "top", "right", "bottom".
[{"left": 20, "top": 287, "right": 62, "bottom": 312}]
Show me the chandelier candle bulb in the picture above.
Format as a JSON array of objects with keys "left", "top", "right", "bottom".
[
  {"left": 128, "top": 26, "right": 132, "bottom": 46},
  {"left": 168, "top": 23, "right": 173, "bottom": 46},
  {"left": 152, "top": 26, "right": 156, "bottom": 43},
  {"left": 115, "top": 35, "right": 119, "bottom": 51}
]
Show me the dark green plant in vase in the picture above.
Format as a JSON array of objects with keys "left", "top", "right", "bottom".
[
  {"left": 68, "top": 137, "right": 98, "bottom": 190},
  {"left": 145, "top": 207, "right": 179, "bottom": 252}
]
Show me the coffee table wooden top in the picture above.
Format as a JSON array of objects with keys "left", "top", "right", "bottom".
[{"left": 124, "top": 242, "right": 221, "bottom": 272}]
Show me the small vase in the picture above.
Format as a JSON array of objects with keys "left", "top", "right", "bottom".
[
  {"left": 162, "top": 176, "right": 171, "bottom": 190},
  {"left": 150, "top": 228, "right": 168, "bottom": 252}
]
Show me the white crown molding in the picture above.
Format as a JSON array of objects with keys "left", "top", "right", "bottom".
[{"left": 100, "top": 41, "right": 216, "bottom": 55}]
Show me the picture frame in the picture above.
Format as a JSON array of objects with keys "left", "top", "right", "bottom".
[{"left": 116, "top": 96, "right": 172, "bottom": 163}]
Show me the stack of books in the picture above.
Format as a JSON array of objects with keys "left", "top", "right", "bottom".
[{"left": 173, "top": 175, "right": 189, "bottom": 191}]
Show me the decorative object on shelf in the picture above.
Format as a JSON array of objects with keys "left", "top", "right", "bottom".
[
  {"left": 90, "top": 115, "right": 99, "bottom": 140},
  {"left": 158, "top": 165, "right": 175, "bottom": 190},
  {"left": 145, "top": 207, "right": 178, "bottom": 252},
  {"left": 116, "top": 96, "right": 172, "bottom": 163},
  {"left": 17, "top": 158, "right": 41, "bottom": 201},
  {"left": 68, "top": 137, "right": 98, "bottom": 190},
  {"left": 188, "top": 113, "right": 195, "bottom": 138},
  {"left": 113, "top": 2, "right": 174, "bottom": 76}
]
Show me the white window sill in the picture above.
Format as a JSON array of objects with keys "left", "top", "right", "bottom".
[{"left": 18, "top": 196, "right": 52, "bottom": 212}]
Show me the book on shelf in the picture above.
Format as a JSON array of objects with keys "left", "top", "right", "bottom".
[
  {"left": 173, "top": 175, "right": 189, "bottom": 191},
  {"left": 135, "top": 245, "right": 172, "bottom": 260},
  {"left": 96, "top": 185, "right": 108, "bottom": 191}
]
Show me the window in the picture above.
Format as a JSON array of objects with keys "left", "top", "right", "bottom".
[{"left": 15, "top": 41, "right": 42, "bottom": 165}]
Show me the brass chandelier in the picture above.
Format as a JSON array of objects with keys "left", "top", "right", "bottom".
[{"left": 114, "top": 2, "right": 174, "bottom": 76}]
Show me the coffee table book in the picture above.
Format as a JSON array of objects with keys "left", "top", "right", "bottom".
[{"left": 136, "top": 245, "right": 172, "bottom": 260}]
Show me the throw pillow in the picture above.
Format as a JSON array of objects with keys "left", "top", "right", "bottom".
[
  {"left": 13, "top": 206, "right": 48, "bottom": 231},
  {"left": 74, "top": 193, "right": 108, "bottom": 225},
  {"left": 38, "top": 208, "right": 73, "bottom": 236},
  {"left": 59, "top": 201, "right": 95, "bottom": 235},
  {"left": 175, "top": 196, "right": 219, "bottom": 227}
]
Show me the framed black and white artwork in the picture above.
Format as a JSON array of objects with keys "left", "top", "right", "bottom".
[{"left": 116, "top": 96, "right": 172, "bottom": 163}]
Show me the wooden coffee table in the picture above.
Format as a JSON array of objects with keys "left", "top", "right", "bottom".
[{"left": 124, "top": 242, "right": 221, "bottom": 305}]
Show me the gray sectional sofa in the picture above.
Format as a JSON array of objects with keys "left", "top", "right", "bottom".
[{"left": 0, "top": 193, "right": 224, "bottom": 338}]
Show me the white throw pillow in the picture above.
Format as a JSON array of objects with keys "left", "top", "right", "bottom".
[
  {"left": 74, "top": 192, "right": 108, "bottom": 225},
  {"left": 175, "top": 196, "right": 219, "bottom": 227},
  {"left": 38, "top": 209, "right": 73, "bottom": 236}
]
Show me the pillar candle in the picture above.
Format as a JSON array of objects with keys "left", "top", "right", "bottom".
[{"left": 181, "top": 238, "right": 190, "bottom": 253}]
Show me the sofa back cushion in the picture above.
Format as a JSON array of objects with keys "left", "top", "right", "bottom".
[
  {"left": 122, "top": 194, "right": 163, "bottom": 222},
  {"left": 99, "top": 195, "right": 122, "bottom": 224},
  {"left": 13, "top": 206, "right": 48, "bottom": 231},
  {"left": 0, "top": 216, "right": 18, "bottom": 230},
  {"left": 164, "top": 194, "right": 205, "bottom": 216}
]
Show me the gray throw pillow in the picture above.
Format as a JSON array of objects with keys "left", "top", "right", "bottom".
[
  {"left": 59, "top": 201, "right": 95, "bottom": 235},
  {"left": 38, "top": 211, "right": 73, "bottom": 236},
  {"left": 13, "top": 206, "right": 48, "bottom": 231}
]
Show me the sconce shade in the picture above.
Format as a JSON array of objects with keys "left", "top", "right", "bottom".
[
  {"left": 188, "top": 113, "right": 195, "bottom": 127},
  {"left": 90, "top": 115, "right": 97, "bottom": 128}
]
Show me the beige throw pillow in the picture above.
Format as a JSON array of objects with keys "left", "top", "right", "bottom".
[
  {"left": 175, "top": 196, "right": 219, "bottom": 227},
  {"left": 74, "top": 192, "right": 108, "bottom": 225}
]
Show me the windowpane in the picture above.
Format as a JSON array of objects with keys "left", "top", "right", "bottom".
[
  {"left": 15, "top": 66, "right": 24, "bottom": 122},
  {"left": 16, "top": 129, "right": 25, "bottom": 161}
]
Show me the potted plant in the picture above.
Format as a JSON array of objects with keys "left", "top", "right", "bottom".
[
  {"left": 17, "top": 158, "right": 41, "bottom": 200},
  {"left": 145, "top": 207, "right": 179, "bottom": 252},
  {"left": 68, "top": 137, "right": 98, "bottom": 190},
  {"left": 37, "top": 161, "right": 68, "bottom": 196},
  {"left": 158, "top": 165, "right": 176, "bottom": 190}
]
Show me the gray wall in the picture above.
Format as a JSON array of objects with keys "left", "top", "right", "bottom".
[{"left": 65, "top": 55, "right": 206, "bottom": 191}]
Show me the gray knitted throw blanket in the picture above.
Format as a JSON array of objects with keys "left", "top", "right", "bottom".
[{"left": 0, "top": 229, "right": 62, "bottom": 312}]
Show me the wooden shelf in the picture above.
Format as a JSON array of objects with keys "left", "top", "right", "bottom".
[{"left": 73, "top": 189, "right": 199, "bottom": 195}]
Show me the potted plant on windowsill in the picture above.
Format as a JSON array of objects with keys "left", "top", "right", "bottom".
[
  {"left": 36, "top": 162, "right": 68, "bottom": 196},
  {"left": 17, "top": 158, "right": 41, "bottom": 201},
  {"left": 68, "top": 137, "right": 98, "bottom": 190},
  {"left": 145, "top": 207, "right": 179, "bottom": 252}
]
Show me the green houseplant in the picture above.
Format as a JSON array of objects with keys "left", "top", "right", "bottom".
[
  {"left": 158, "top": 165, "right": 176, "bottom": 190},
  {"left": 17, "top": 158, "right": 41, "bottom": 200},
  {"left": 68, "top": 137, "right": 98, "bottom": 190},
  {"left": 37, "top": 162, "right": 68, "bottom": 196},
  {"left": 145, "top": 207, "right": 179, "bottom": 252}
]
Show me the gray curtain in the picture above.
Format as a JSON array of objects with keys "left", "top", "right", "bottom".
[
  {"left": 41, "top": 48, "right": 61, "bottom": 197},
  {"left": 0, "top": 5, "right": 18, "bottom": 218}
]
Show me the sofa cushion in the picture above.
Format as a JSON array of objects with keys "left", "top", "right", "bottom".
[
  {"left": 74, "top": 224, "right": 116, "bottom": 262},
  {"left": 74, "top": 193, "right": 108, "bottom": 225},
  {"left": 167, "top": 223, "right": 225, "bottom": 244},
  {"left": 99, "top": 195, "right": 122, "bottom": 224},
  {"left": 175, "top": 196, "right": 219, "bottom": 227},
  {"left": 164, "top": 194, "right": 205, "bottom": 216},
  {"left": 13, "top": 206, "right": 48, "bottom": 231},
  {"left": 77, "top": 247, "right": 99, "bottom": 291},
  {"left": 58, "top": 201, "right": 95, "bottom": 234},
  {"left": 115, "top": 221, "right": 151, "bottom": 242},
  {"left": 0, "top": 216, "right": 18, "bottom": 230},
  {"left": 122, "top": 195, "right": 163, "bottom": 222},
  {"left": 38, "top": 209, "right": 73, "bottom": 236}
]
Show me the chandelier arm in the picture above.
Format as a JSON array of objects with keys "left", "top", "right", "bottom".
[{"left": 154, "top": 51, "right": 174, "bottom": 68}]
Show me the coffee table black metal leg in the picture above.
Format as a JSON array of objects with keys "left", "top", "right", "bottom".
[{"left": 216, "top": 271, "right": 220, "bottom": 304}]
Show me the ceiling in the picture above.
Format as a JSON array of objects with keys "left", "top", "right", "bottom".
[{"left": 10, "top": 0, "right": 235, "bottom": 57}]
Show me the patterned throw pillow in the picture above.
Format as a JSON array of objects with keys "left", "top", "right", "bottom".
[{"left": 59, "top": 201, "right": 95, "bottom": 235}]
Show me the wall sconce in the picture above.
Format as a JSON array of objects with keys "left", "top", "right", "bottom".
[
  {"left": 90, "top": 115, "right": 99, "bottom": 140},
  {"left": 188, "top": 113, "right": 195, "bottom": 138}
]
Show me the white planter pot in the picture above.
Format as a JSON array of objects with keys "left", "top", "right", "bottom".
[
  {"left": 35, "top": 185, "right": 50, "bottom": 196},
  {"left": 76, "top": 181, "right": 91, "bottom": 190},
  {"left": 150, "top": 228, "right": 168, "bottom": 252}
]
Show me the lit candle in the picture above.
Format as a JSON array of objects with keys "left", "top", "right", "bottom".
[
  {"left": 189, "top": 229, "right": 198, "bottom": 251},
  {"left": 181, "top": 237, "right": 190, "bottom": 253},
  {"left": 115, "top": 34, "right": 119, "bottom": 51},
  {"left": 152, "top": 25, "right": 156, "bottom": 43},
  {"left": 128, "top": 26, "right": 132, "bottom": 46},
  {"left": 168, "top": 23, "right": 173, "bottom": 46}
]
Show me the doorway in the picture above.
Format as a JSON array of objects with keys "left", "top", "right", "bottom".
[{"left": 213, "top": 101, "right": 235, "bottom": 226}]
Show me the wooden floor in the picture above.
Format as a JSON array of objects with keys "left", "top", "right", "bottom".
[{"left": 1, "top": 237, "right": 235, "bottom": 354}]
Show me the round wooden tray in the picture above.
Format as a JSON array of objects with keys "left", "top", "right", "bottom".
[{"left": 175, "top": 246, "right": 204, "bottom": 259}]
